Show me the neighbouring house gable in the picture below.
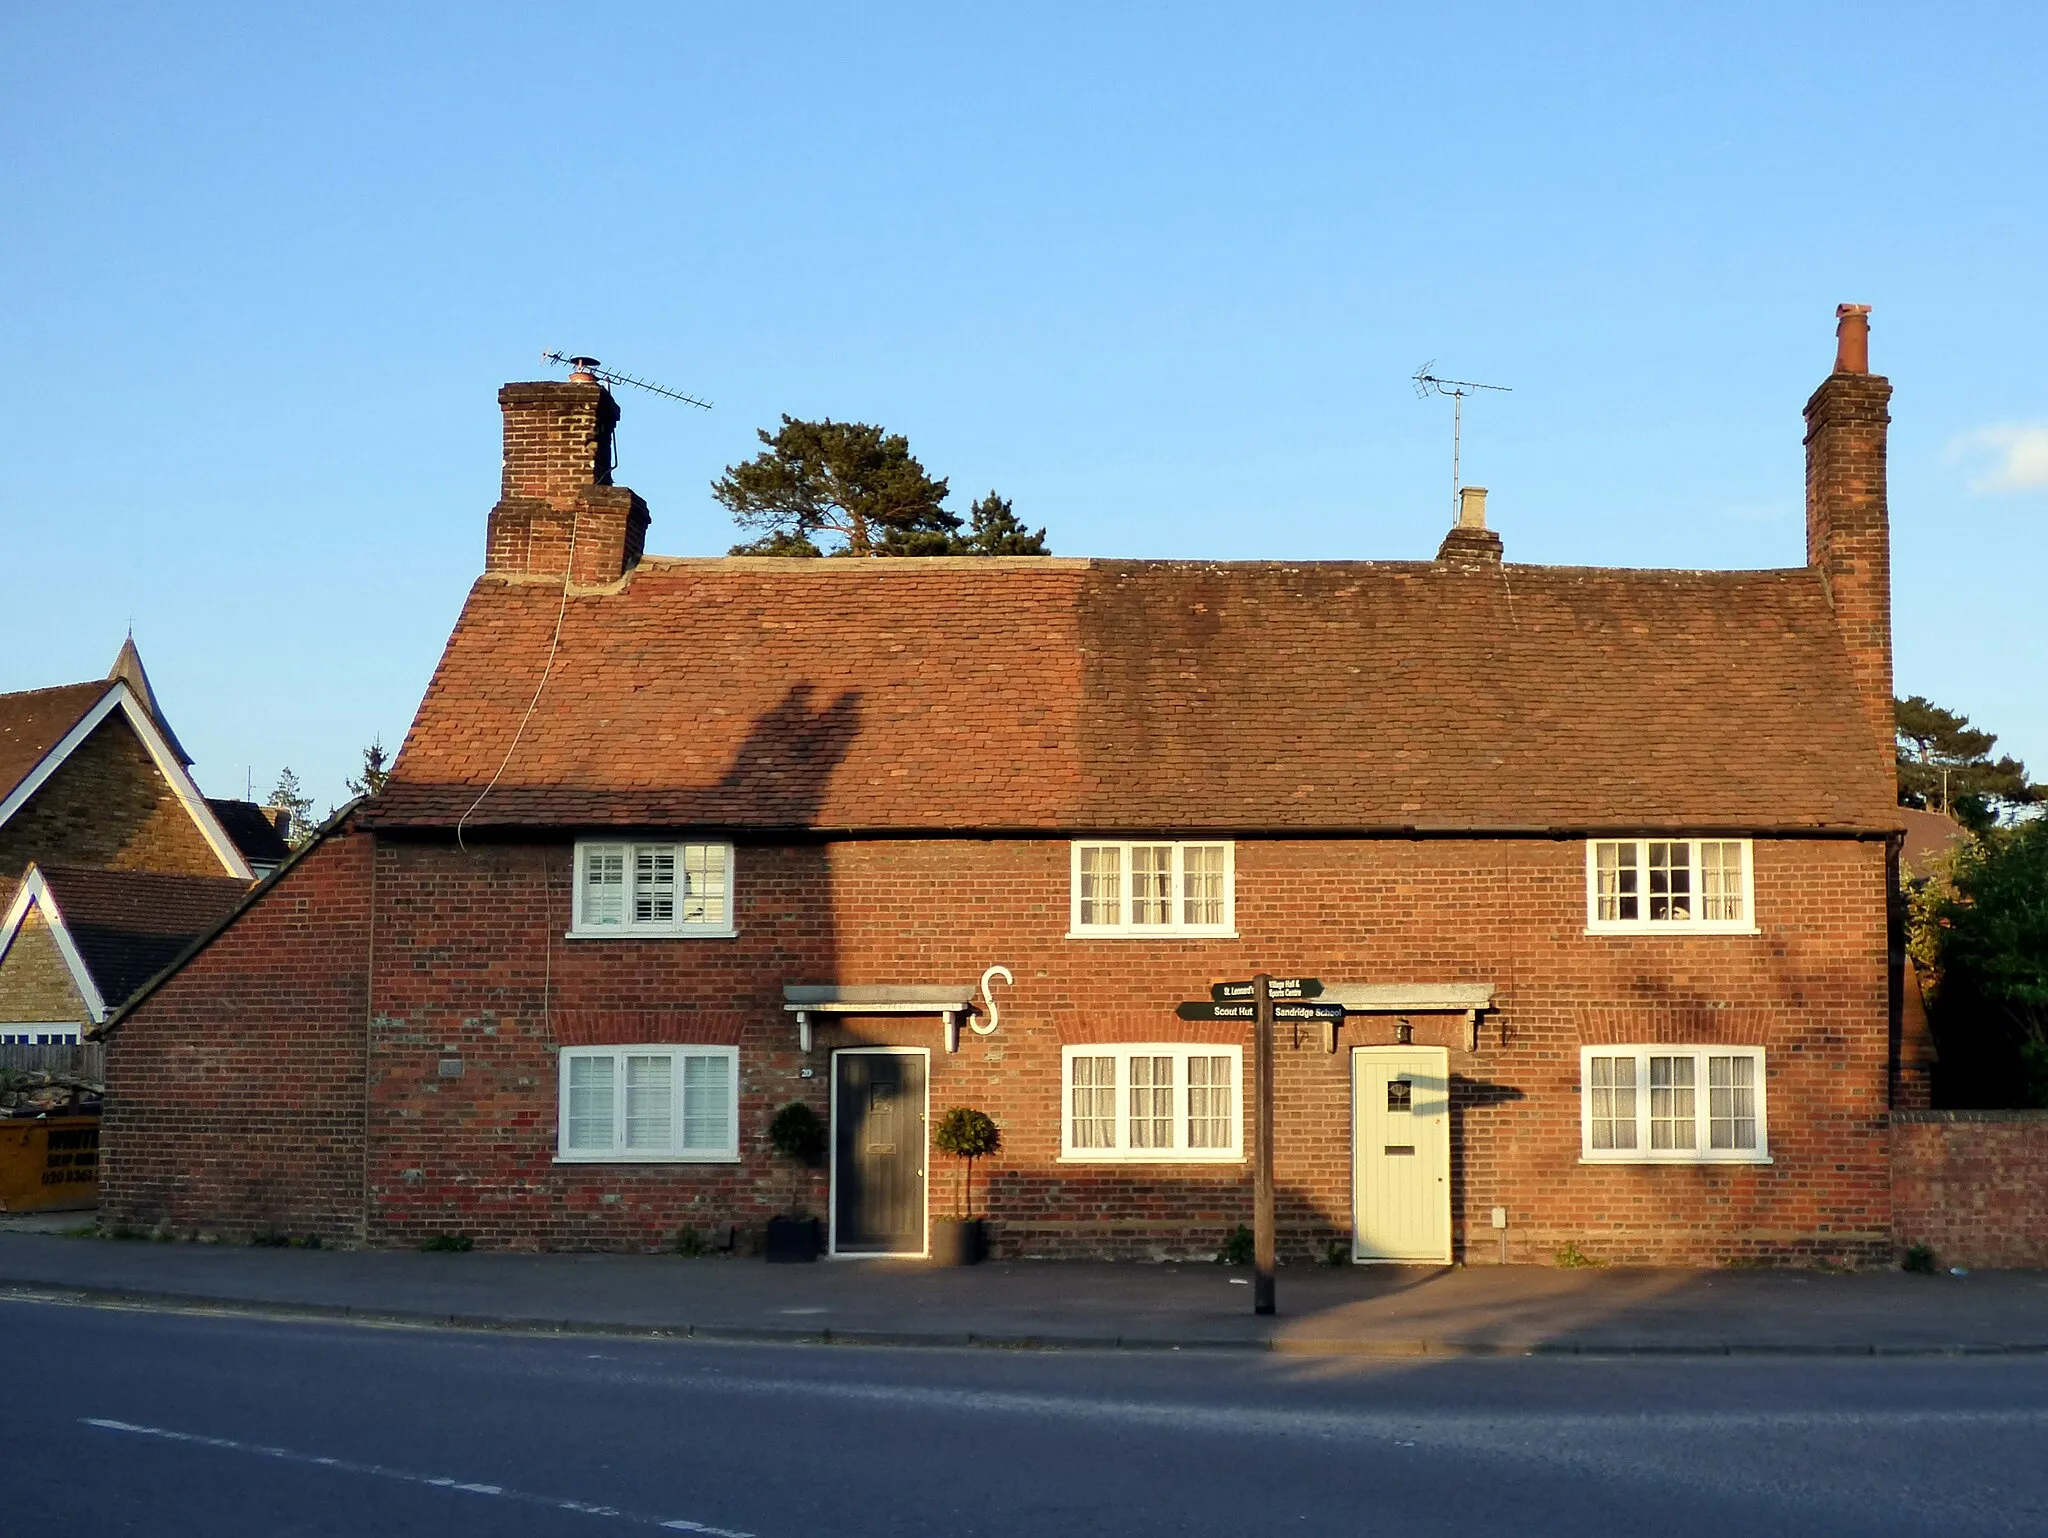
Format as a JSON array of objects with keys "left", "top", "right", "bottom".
[
  {"left": 0, "top": 682, "right": 109, "bottom": 812},
  {"left": 370, "top": 557, "right": 1899, "bottom": 837},
  {"left": 0, "top": 878, "right": 95, "bottom": 1030},
  {"left": 0, "top": 681, "right": 253, "bottom": 880}
]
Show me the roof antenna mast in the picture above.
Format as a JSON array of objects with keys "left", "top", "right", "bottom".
[
  {"left": 1412, "top": 363, "right": 1510, "bottom": 522},
  {"left": 540, "top": 351, "right": 713, "bottom": 411}
]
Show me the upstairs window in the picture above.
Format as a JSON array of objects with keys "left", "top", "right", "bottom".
[
  {"left": 571, "top": 841, "right": 735, "bottom": 938},
  {"left": 1586, "top": 839, "right": 1753, "bottom": 933},
  {"left": 1580, "top": 1045, "right": 1769, "bottom": 1163},
  {"left": 1070, "top": 842, "right": 1234, "bottom": 936}
]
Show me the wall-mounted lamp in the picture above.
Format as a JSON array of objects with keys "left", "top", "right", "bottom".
[{"left": 1395, "top": 1018, "right": 1413, "bottom": 1045}]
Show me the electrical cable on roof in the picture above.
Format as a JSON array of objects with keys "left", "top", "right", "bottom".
[{"left": 456, "top": 515, "right": 579, "bottom": 852}]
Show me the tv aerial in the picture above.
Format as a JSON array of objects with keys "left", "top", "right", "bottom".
[
  {"left": 1413, "top": 362, "right": 1509, "bottom": 520},
  {"left": 541, "top": 351, "right": 712, "bottom": 411}
]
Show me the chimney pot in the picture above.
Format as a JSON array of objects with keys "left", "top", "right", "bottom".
[
  {"left": 1834, "top": 304, "right": 1871, "bottom": 374},
  {"left": 1436, "top": 486, "right": 1503, "bottom": 565}
]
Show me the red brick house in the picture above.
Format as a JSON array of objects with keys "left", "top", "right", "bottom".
[{"left": 103, "top": 308, "right": 1907, "bottom": 1265}]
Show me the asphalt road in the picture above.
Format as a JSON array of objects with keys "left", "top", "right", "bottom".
[{"left": 7, "top": 1299, "right": 2048, "bottom": 1537}]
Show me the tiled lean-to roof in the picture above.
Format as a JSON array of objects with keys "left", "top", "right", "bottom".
[
  {"left": 369, "top": 555, "right": 1899, "bottom": 836},
  {"left": 33, "top": 865, "right": 253, "bottom": 1011}
]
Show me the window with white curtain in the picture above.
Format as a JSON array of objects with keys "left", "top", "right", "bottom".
[
  {"left": 556, "top": 1045, "right": 739, "bottom": 1161},
  {"left": 570, "top": 841, "right": 735, "bottom": 937},
  {"left": 1579, "top": 1045, "right": 1769, "bottom": 1163},
  {"left": 1585, "top": 839, "right": 1755, "bottom": 933},
  {"left": 1061, "top": 1045, "right": 1242, "bottom": 1161},
  {"left": 1069, "top": 842, "right": 1235, "bottom": 935}
]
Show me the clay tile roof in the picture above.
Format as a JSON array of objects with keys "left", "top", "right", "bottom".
[
  {"left": 367, "top": 556, "right": 1900, "bottom": 835},
  {"left": 1899, "top": 807, "right": 1968, "bottom": 878},
  {"left": 37, "top": 865, "right": 253, "bottom": 1010},
  {"left": 0, "top": 680, "right": 117, "bottom": 809}
]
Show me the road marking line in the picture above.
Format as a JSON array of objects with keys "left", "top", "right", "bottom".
[{"left": 80, "top": 1418, "right": 752, "bottom": 1536}]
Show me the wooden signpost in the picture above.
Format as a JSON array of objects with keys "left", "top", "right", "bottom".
[
  {"left": 1184, "top": 974, "right": 1326, "bottom": 1317},
  {"left": 1211, "top": 978, "right": 1323, "bottom": 1002},
  {"left": 1176, "top": 1001, "right": 1343, "bottom": 1023}
]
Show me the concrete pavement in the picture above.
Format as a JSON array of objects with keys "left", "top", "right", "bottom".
[{"left": 3, "top": 1228, "right": 2045, "bottom": 1355}]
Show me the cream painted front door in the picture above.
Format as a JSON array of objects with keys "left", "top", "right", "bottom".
[{"left": 1352, "top": 1047, "right": 1451, "bottom": 1263}]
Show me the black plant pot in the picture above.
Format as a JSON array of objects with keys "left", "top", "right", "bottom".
[
  {"left": 929, "top": 1217, "right": 986, "bottom": 1267},
  {"left": 765, "top": 1216, "right": 822, "bottom": 1263}
]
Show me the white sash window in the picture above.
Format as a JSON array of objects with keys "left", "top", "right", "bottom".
[
  {"left": 570, "top": 841, "right": 736, "bottom": 938},
  {"left": 1069, "top": 842, "right": 1235, "bottom": 936},
  {"left": 1060, "top": 1045, "right": 1242, "bottom": 1161},
  {"left": 557, "top": 1045, "right": 739, "bottom": 1162},
  {"left": 1586, "top": 839, "right": 1755, "bottom": 934},
  {"left": 1579, "top": 1045, "right": 1769, "bottom": 1163}
]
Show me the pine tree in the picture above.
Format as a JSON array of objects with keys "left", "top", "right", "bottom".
[
  {"left": 956, "top": 492, "right": 1048, "bottom": 555},
  {"left": 1895, "top": 695, "right": 2043, "bottom": 830},
  {"left": 717, "top": 416, "right": 959, "bottom": 557},
  {"left": 716, "top": 418, "right": 1049, "bottom": 557},
  {"left": 345, "top": 738, "right": 391, "bottom": 799},
  {"left": 266, "top": 767, "right": 316, "bottom": 850}
]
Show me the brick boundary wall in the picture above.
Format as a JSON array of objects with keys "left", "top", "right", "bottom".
[{"left": 1892, "top": 1110, "right": 2048, "bottom": 1269}]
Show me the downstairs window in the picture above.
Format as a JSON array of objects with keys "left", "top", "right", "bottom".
[
  {"left": 556, "top": 1045, "right": 739, "bottom": 1162},
  {"left": 1580, "top": 1045, "right": 1770, "bottom": 1163},
  {"left": 1061, "top": 1044, "right": 1242, "bottom": 1161}
]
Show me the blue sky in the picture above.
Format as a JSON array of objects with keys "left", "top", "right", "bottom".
[{"left": 4, "top": 3, "right": 2044, "bottom": 811}]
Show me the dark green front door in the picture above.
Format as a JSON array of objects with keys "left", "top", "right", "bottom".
[{"left": 832, "top": 1050, "right": 927, "bottom": 1255}]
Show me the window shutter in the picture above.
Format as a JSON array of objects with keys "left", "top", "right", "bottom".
[
  {"left": 583, "top": 847, "right": 626, "bottom": 927},
  {"left": 624, "top": 1054, "right": 676, "bottom": 1152},
  {"left": 566, "top": 1053, "right": 617, "bottom": 1151},
  {"left": 681, "top": 1052, "right": 733, "bottom": 1152},
  {"left": 634, "top": 847, "right": 677, "bottom": 925}
]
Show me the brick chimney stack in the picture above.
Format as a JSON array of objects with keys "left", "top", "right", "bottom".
[
  {"left": 1804, "top": 303, "right": 1893, "bottom": 777},
  {"left": 1436, "top": 485, "right": 1504, "bottom": 565},
  {"left": 485, "top": 381, "right": 650, "bottom": 586}
]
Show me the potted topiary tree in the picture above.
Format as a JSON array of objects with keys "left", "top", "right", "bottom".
[
  {"left": 930, "top": 1106, "right": 1001, "bottom": 1265},
  {"left": 764, "top": 1101, "right": 827, "bottom": 1263}
]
